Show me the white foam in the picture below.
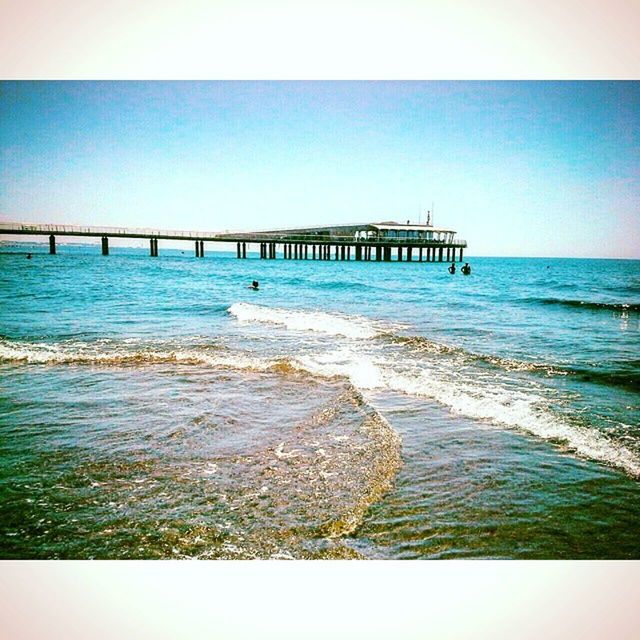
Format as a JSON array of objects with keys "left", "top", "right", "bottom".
[
  {"left": 0, "top": 338, "right": 280, "bottom": 373},
  {"left": 293, "top": 347, "right": 640, "bottom": 479},
  {"left": 228, "top": 302, "right": 383, "bottom": 339}
]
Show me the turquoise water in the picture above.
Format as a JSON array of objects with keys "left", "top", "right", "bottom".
[{"left": 1, "top": 243, "right": 639, "bottom": 558}]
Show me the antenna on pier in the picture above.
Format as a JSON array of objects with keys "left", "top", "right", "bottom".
[{"left": 431, "top": 201, "right": 434, "bottom": 227}]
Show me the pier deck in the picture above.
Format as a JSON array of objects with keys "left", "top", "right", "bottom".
[{"left": 0, "top": 221, "right": 467, "bottom": 262}]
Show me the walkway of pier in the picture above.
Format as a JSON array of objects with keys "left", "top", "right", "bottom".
[{"left": 0, "top": 221, "right": 467, "bottom": 262}]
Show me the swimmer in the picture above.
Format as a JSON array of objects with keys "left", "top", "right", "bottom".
[
  {"left": 461, "top": 263, "right": 471, "bottom": 275},
  {"left": 448, "top": 263, "right": 456, "bottom": 274},
  {"left": 248, "top": 280, "right": 259, "bottom": 290},
  {"left": 26, "top": 253, "right": 32, "bottom": 260}
]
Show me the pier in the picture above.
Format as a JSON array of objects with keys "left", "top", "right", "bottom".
[{"left": 0, "top": 221, "right": 467, "bottom": 263}]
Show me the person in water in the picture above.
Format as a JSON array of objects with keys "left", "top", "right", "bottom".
[
  {"left": 461, "top": 263, "right": 471, "bottom": 275},
  {"left": 448, "top": 263, "right": 456, "bottom": 274},
  {"left": 248, "top": 280, "right": 259, "bottom": 290},
  {"left": 26, "top": 253, "right": 32, "bottom": 260}
]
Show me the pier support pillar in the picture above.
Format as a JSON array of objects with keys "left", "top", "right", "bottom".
[
  {"left": 460, "top": 248, "right": 464, "bottom": 262},
  {"left": 398, "top": 247, "right": 403, "bottom": 262},
  {"left": 242, "top": 242, "right": 246, "bottom": 258},
  {"left": 150, "top": 238, "right": 158, "bottom": 257},
  {"left": 439, "top": 247, "right": 443, "bottom": 262},
  {"left": 419, "top": 247, "right": 423, "bottom": 262},
  {"left": 341, "top": 246, "right": 345, "bottom": 261},
  {"left": 347, "top": 246, "right": 351, "bottom": 261},
  {"left": 305, "top": 245, "right": 308, "bottom": 260},
  {"left": 200, "top": 240, "right": 205, "bottom": 257},
  {"left": 407, "top": 247, "right": 412, "bottom": 262},
  {"left": 101, "top": 236, "right": 109, "bottom": 256},
  {"left": 313, "top": 245, "right": 316, "bottom": 260},
  {"left": 237, "top": 242, "right": 241, "bottom": 259},
  {"left": 49, "top": 234, "right": 56, "bottom": 255},
  {"left": 446, "top": 247, "right": 450, "bottom": 262},
  {"left": 355, "top": 245, "right": 362, "bottom": 261}
]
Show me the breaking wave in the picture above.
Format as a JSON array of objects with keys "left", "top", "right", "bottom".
[
  {"left": 228, "top": 302, "right": 388, "bottom": 339},
  {"left": 3, "top": 297, "right": 639, "bottom": 481},
  {"left": 531, "top": 298, "right": 640, "bottom": 313},
  {"left": 228, "top": 303, "right": 640, "bottom": 480}
]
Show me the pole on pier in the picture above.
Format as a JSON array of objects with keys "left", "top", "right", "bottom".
[
  {"left": 101, "top": 236, "right": 109, "bottom": 256},
  {"left": 49, "top": 234, "right": 56, "bottom": 255}
]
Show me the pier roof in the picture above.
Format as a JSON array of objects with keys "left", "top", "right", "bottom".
[{"left": 370, "top": 222, "right": 455, "bottom": 233}]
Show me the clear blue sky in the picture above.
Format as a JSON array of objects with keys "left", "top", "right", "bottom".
[{"left": 1, "top": 81, "right": 638, "bottom": 257}]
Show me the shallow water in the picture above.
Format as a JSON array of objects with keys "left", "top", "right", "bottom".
[{"left": 1, "top": 244, "right": 639, "bottom": 558}]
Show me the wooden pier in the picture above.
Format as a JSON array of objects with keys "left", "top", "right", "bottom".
[{"left": 0, "top": 221, "right": 467, "bottom": 263}]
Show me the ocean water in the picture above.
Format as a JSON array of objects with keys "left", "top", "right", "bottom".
[{"left": 1, "top": 243, "right": 639, "bottom": 559}]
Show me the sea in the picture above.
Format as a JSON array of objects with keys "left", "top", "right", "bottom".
[{"left": 1, "top": 243, "right": 639, "bottom": 559}]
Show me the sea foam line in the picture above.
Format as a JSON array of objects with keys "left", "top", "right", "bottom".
[
  {"left": 294, "top": 348, "right": 640, "bottom": 480},
  {"left": 0, "top": 338, "right": 292, "bottom": 374},
  {"left": 228, "top": 302, "right": 385, "bottom": 339}
]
